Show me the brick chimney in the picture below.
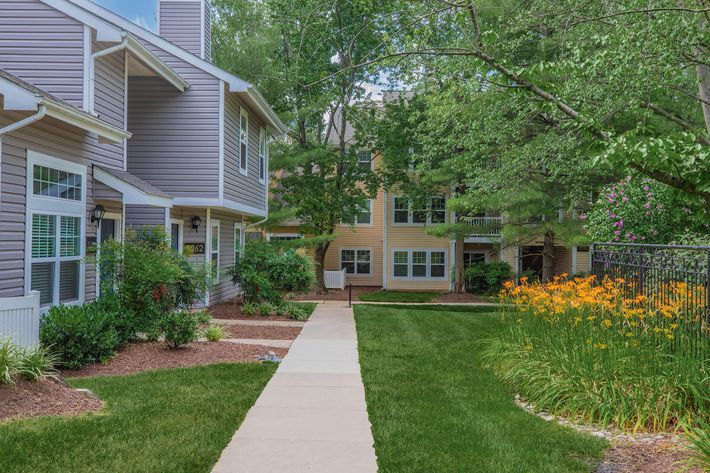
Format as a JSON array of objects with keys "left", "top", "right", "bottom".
[{"left": 158, "top": 0, "right": 212, "bottom": 61}]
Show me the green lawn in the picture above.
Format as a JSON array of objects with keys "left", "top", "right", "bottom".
[
  {"left": 0, "top": 363, "right": 276, "bottom": 473},
  {"left": 358, "top": 290, "right": 442, "bottom": 303},
  {"left": 354, "top": 305, "right": 607, "bottom": 473}
]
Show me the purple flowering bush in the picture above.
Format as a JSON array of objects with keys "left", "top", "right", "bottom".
[{"left": 587, "top": 175, "right": 707, "bottom": 244}]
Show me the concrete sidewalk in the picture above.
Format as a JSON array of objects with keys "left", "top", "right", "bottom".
[{"left": 212, "top": 302, "right": 378, "bottom": 473}]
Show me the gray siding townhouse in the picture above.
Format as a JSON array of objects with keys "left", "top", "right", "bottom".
[{"left": 0, "top": 0, "right": 285, "bottom": 310}]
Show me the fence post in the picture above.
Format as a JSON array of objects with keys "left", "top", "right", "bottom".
[{"left": 29, "top": 290, "right": 40, "bottom": 347}]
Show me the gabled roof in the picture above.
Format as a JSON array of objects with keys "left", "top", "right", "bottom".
[
  {"left": 94, "top": 166, "right": 173, "bottom": 207},
  {"left": 0, "top": 69, "right": 131, "bottom": 144},
  {"left": 40, "top": 0, "right": 286, "bottom": 135}
]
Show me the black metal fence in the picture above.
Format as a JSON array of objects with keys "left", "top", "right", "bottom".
[{"left": 591, "top": 242, "right": 710, "bottom": 322}]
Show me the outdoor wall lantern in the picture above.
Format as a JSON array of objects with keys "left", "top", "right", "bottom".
[
  {"left": 191, "top": 216, "right": 202, "bottom": 232},
  {"left": 90, "top": 204, "right": 106, "bottom": 226}
]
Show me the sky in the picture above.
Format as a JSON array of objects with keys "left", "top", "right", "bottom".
[{"left": 92, "top": 0, "right": 156, "bottom": 31}]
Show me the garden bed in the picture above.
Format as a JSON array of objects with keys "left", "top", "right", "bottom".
[
  {"left": 222, "top": 324, "right": 302, "bottom": 340},
  {"left": 208, "top": 301, "right": 316, "bottom": 321},
  {"left": 62, "top": 341, "right": 287, "bottom": 378},
  {"left": 287, "top": 286, "right": 381, "bottom": 301},
  {"left": 0, "top": 379, "right": 102, "bottom": 423},
  {"left": 598, "top": 440, "right": 703, "bottom": 473}
]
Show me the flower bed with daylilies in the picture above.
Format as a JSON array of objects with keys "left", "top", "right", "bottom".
[{"left": 484, "top": 275, "right": 710, "bottom": 433}]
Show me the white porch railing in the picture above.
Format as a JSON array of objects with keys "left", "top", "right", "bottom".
[
  {"left": 0, "top": 291, "right": 40, "bottom": 348},
  {"left": 464, "top": 216, "right": 503, "bottom": 237},
  {"left": 324, "top": 268, "right": 347, "bottom": 290}
]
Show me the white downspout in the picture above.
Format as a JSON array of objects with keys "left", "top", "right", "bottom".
[
  {"left": 0, "top": 106, "right": 47, "bottom": 136},
  {"left": 89, "top": 36, "right": 128, "bottom": 114}
]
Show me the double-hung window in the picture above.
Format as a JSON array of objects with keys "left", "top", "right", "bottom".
[
  {"left": 340, "top": 249, "right": 371, "bottom": 276},
  {"left": 391, "top": 249, "right": 448, "bottom": 279},
  {"left": 357, "top": 150, "right": 372, "bottom": 171},
  {"left": 239, "top": 109, "right": 248, "bottom": 175},
  {"left": 28, "top": 152, "right": 86, "bottom": 308},
  {"left": 258, "top": 127, "right": 267, "bottom": 183},
  {"left": 210, "top": 220, "right": 220, "bottom": 281},
  {"left": 345, "top": 200, "right": 372, "bottom": 226},
  {"left": 392, "top": 195, "right": 448, "bottom": 225}
]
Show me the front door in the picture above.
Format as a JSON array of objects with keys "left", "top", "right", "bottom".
[{"left": 97, "top": 214, "right": 121, "bottom": 297}]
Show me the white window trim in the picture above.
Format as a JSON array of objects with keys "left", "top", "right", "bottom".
[
  {"left": 25, "top": 150, "right": 87, "bottom": 308},
  {"left": 357, "top": 149, "right": 373, "bottom": 171},
  {"left": 339, "top": 247, "right": 373, "bottom": 277},
  {"left": 268, "top": 233, "right": 302, "bottom": 241},
  {"left": 210, "top": 219, "right": 220, "bottom": 282},
  {"left": 463, "top": 251, "right": 488, "bottom": 266},
  {"left": 391, "top": 195, "right": 448, "bottom": 226},
  {"left": 258, "top": 127, "right": 266, "bottom": 184},
  {"left": 170, "top": 218, "right": 184, "bottom": 254},
  {"left": 239, "top": 108, "right": 249, "bottom": 176},
  {"left": 339, "top": 199, "right": 373, "bottom": 227},
  {"left": 391, "top": 248, "right": 449, "bottom": 280},
  {"left": 234, "top": 222, "right": 244, "bottom": 262}
]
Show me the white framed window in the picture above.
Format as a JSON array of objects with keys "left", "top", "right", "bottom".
[
  {"left": 269, "top": 233, "right": 302, "bottom": 241},
  {"left": 344, "top": 199, "right": 372, "bottom": 226},
  {"left": 258, "top": 127, "right": 266, "bottom": 183},
  {"left": 356, "top": 149, "right": 372, "bottom": 170},
  {"left": 210, "top": 219, "right": 220, "bottom": 281},
  {"left": 234, "top": 223, "right": 243, "bottom": 264},
  {"left": 170, "top": 218, "right": 183, "bottom": 253},
  {"left": 26, "top": 151, "right": 86, "bottom": 308},
  {"left": 239, "top": 108, "right": 249, "bottom": 175},
  {"left": 391, "top": 249, "right": 448, "bottom": 280},
  {"left": 392, "top": 195, "right": 448, "bottom": 225},
  {"left": 340, "top": 248, "right": 372, "bottom": 276}
]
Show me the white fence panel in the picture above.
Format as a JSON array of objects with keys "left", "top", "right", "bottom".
[
  {"left": 0, "top": 291, "right": 40, "bottom": 348},
  {"left": 324, "top": 269, "right": 347, "bottom": 290}
]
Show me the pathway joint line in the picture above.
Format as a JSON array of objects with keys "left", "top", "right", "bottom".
[{"left": 212, "top": 303, "right": 378, "bottom": 473}]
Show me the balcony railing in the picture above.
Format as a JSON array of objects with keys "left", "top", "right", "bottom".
[{"left": 464, "top": 216, "right": 503, "bottom": 237}]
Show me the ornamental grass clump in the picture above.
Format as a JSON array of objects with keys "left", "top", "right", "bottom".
[{"left": 485, "top": 275, "right": 710, "bottom": 433}]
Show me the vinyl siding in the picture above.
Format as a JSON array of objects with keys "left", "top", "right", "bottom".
[
  {"left": 204, "top": 0, "right": 212, "bottom": 62},
  {"left": 323, "top": 188, "right": 384, "bottom": 287},
  {"left": 0, "top": 0, "right": 85, "bottom": 108},
  {"left": 385, "top": 193, "right": 452, "bottom": 291},
  {"left": 124, "top": 205, "right": 165, "bottom": 230},
  {"left": 223, "top": 91, "right": 267, "bottom": 212},
  {"left": 0, "top": 113, "right": 119, "bottom": 301},
  {"left": 127, "top": 59, "right": 220, "bottom": 197},
  {"left": 158, "top": 0, "right": 203, "bottom": 57}
]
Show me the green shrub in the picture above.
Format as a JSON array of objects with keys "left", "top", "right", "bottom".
[
  {"left": 258, "top": 303, "right": 275, "bottom": 317},
  {"left": 18, "top": 345, "right": 58, "bottom": 381},
  {"left": 202, "top": 325, "right": 226, "bottom": 342},
  {"left": 286, "top": 304, "right": 309, "bottom": 321},
  {"left": 241, "top": 302, "right": 257, "bottom": 316},
  {"left": 687, "top": 420, "right": 710, "bottom": 471},
  {"left": 0, "top": 338, "right": 58, "bottom": 385},
  {"left": 156, "top": 311, "right": 198, "bottom": 349},
  {"left": 228, "top": 241, "right": 315, "bottom": 304},
  {"left": 0, "top": 337, "right": 21, "bottom": 384},
  {"left": 464, "top": 262, "right": 512, "bottom": 294},
  {"left": 40, "top": 302, "right": 122, "bottom": 369},
  {"left": 194, "top": 310, "right": 212, "bottom": 325},
  {"left": 95, "top": 227, "right": 209, "bottom": 335}
]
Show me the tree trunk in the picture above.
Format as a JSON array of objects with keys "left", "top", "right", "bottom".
[
  {"left": 542, "top": 231, "right": 555, "bottom": 283},
  {"left": 454, "top": 235, "right": 466, "bottom": 293},
  {"left": 314, "top": 244, "right": 328, "bottom": 294}
]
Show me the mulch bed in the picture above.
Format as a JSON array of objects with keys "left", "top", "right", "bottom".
[
  {"left": 596, "top": 440, "right": 702, "bottom": 473},
  {"left": 222, "top": 324, "right": 302, "bottom": 340},
  {"left": 62, "top": 341, "right": 288, "bottom": 378},
  {"left": 0, "top": 379, "right": 102, "bottom": 423},
  {"left": 432, "top": 292, "right": 492, "bottom": 303},
  {"left": 208, "top": 301, "right": 298, "bottom": 321},
  {"left": 287, "top": 286, "right": 381, "bottom": 301}
]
